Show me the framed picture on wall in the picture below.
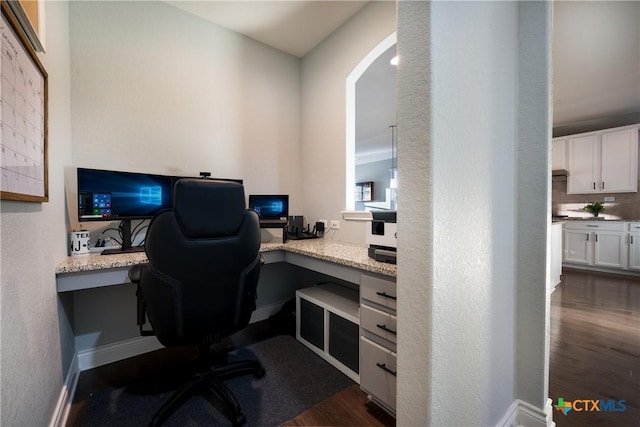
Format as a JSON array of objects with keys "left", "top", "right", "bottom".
[{"left": 355, "top": 181, "right": 373, "bottom": 202}]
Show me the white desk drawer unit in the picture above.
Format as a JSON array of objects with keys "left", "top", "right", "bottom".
[
  {"left": 360, "top": 275, "right": 397, "bottom": 311},
  {"left": 359, "top": 273, "right": 397, "bottom": 415},
  {"left": 361, "top": 305, "right": 397, "bottom": 344},
  {"left": 360, "top": 336, "right": 396, "bottom": 409}
]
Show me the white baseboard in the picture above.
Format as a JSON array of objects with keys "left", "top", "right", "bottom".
[
  {"left": 75, "top": 301, "right": 286, "bottom": 372},
  {"left": 49, "top": 300, "right": 287, "bottom": 425},
  {"left": 498, "top": 399, "right": 520, "bottom": 427},
  {"left": 78, "top": 335, "right": 164, "bottom": 371},
  {"left": 250, "top": 301, "right": 286, "bottom": 323},
  {"left": 49, "top": 353, "right": 79, "bottom": 427},
  {"left": 497, "top": 398, "right": 555, "bottom": 427}
]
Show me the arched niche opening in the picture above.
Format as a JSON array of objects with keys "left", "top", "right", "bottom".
[{"left": 345, "top": 32, "right": 397, "bottom": 215}]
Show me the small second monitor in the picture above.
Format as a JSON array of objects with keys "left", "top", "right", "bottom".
[{"left": 248, "top": 194, "right": 289, "bottom": 228}]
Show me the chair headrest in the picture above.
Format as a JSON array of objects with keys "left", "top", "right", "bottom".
[{"left": 173, "top": 178, "right": 246, "bottom": 238}]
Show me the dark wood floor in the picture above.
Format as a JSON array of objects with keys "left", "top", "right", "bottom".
[
  {"left": 68, "top": 269, "right": 637, "bottom": 427},
  {"left": 66, "top": 319, "right": 393, "bottom": 427},
  {"left": 549, "top": 269, "right": 640, "bottom": 427},
  {"left": 282, "top": 384, "right": 394, "bottom": 426}
]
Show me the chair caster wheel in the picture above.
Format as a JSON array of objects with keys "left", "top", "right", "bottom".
[
  {"left": 232, "top": 413, "right": 246, "bottom": 426},
  {"left": 254, "top": 368, "right": 265, "bottom": 379}
]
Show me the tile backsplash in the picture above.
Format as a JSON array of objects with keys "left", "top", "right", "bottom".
[{"left": 552, "top": 179, "right": 640, "bottom": 220}]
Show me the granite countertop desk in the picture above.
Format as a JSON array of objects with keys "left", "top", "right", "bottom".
[{"left": 55, "top": 239, "right": 396, "bottom": 292}]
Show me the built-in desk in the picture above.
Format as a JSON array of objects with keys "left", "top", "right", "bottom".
[
  {"left": 55, "top": 240, "right": 396, "bottom": 292},
  {"left": 55, "top": 240, "right": 395, "bottom": 369}
]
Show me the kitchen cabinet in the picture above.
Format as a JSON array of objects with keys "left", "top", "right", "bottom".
[
  {"left": 628, "top": 223, "right": 640, "bottom": 271},
  {"left": 593, "top": 230, "right": 626, "bottom": 269},
  {"left": 563, "top": 221, "right": 627, "bottom": 269},
  {"left": 565, "top": 125, "right": 638, "bottom": 194},
  {"left": 564, "top": 227, "right": 591, "bottom": 265},
  {"left": 552, "top": 138, "right": 567, "bottom": 170},
  {"left": 549, "top": 222, "right": 563, "bottom": 292}
]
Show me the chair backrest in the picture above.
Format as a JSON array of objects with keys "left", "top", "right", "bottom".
[{"left": 139, "top": 178, "right": 261, "bottom": 347}]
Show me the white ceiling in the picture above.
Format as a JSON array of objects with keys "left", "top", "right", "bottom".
[
  {"left": 165, "top": 0, "right": 368, "bottom": 57},
  {"left": 553, "top": 1, "right": 640, "bottom": 126}
]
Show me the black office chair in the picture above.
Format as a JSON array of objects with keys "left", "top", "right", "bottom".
[{"left": 128, "top": 178, "right": 264, "bottom": 427}]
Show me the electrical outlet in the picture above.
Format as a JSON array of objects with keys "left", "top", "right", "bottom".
[
  {"left": 319, "top": 219, "right": 328, "bottom": 229},
  {"left": 330, "top": 220, "right": 340, "bottom": 230},
  {"left": 604, "top": 196, "right": 615, "bottom": 202}
]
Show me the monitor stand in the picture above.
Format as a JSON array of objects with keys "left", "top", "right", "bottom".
[{"left": 101, "top": 220, "right": 145, "bottom": 255}]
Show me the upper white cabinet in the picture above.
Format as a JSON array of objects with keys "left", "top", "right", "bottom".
[
  {"left": 563, "top": 125, "right": 639, "bottom": 194},
  {"left": 552, "top": 138, "right": 567, "bottom": 170},
  {"left": 601, "top": 127, "right": 638, "bottom": 192}
]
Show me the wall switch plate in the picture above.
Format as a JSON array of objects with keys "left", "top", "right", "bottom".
[
  {"left": 319, "top": 219, "right": 328, "bottom": 229},
  {"left": 330, "top": 220, "right": 340, "bottom": 230},
  {"left": 604, "top": 197, "right": 615, "bottom": 202}
]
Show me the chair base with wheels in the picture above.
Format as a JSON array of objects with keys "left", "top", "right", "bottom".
[{"left": 149, "top": 345, "right": 265, "bottom": 427}]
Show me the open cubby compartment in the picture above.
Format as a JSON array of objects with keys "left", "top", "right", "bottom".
[{"left": 296, "top": 282, "right": 360, "bottom": 383}]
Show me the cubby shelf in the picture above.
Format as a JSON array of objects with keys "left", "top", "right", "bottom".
[{"left": 296, "top": 283, "right": 360, "bottom": 383}]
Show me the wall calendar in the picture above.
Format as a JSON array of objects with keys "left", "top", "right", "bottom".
[{"left": 1, "top": 2, "right": 47, "bottom": 202}]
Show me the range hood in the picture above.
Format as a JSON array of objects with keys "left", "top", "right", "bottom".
[{"left": 552, "top": 169, "right": 568, "bottom": 181}]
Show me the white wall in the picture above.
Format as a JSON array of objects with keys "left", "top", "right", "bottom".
[
  {"left": 397, "top": 1, "right": 551, "bottom": 425},
  {"left": 300, "top": 1, "right": 396, "bottom": 243},
  {"left": 0, "top": 1, "right": 73, "bottom": 425},
  {"left": 516, "top": 1, "right": 553, "bottom": 415},
  {"left": 69, "top": 1, "right": 302, "bottom": 216}
]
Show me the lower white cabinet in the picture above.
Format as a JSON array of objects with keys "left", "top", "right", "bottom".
[
  {"left": 549, "top": 222, "right": 563, "bottom": 292},
  {"left": 593, "top": 231, "right": 626, "bottom": 268},
  {"left": 563, "top": 221, "right": 629, "bottom": 271},
  {"left": 359, "top": 273, "right": 397, "bottom": 415},
  {"left": 628, "top": 223, "right": 640, "bottom": 271}
]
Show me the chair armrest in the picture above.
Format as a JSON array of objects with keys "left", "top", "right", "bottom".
[{"left": 128, "top": 263, "right": 146, "bottom": 283}]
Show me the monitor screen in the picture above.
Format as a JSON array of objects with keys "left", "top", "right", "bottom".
[
  {"left": 77, "top": 168, "right": 174, "bottom": 222},
  {"left": 248, "top": 194, "right": 289, "bottom": 221}
]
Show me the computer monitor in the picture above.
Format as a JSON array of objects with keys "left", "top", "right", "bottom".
[
  {"left": 248, "top": 194, "right": 289, "bottom": 227},
  {"left": 78, "top": 168, "right": 245, "bottom": 254},
  {"left": 77, "top": 168, "right": 175, "bottom": 254}
]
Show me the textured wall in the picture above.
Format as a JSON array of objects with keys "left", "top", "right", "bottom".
[
  {"left": 397, "top": 0, "right": 551, "bottom": 425},
  {"left": 396, "top": 1, "right": 431, "bottom": 424},
  {"left": 1, "top": 1, "right": 74, "bottom": 425},
  {"left": 516, "top": 0, "right": 553, "bottom": 412}
]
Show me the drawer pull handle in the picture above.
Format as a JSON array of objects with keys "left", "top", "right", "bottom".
[
  {"left": 376, "top": 291, "right": 397, "bottom": 301},
  {"left": 376, "top": 324, "right": 397, "bottom": 335},
  {"left": 376, "top": 362, "right": 397, "bottom": 377}
]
